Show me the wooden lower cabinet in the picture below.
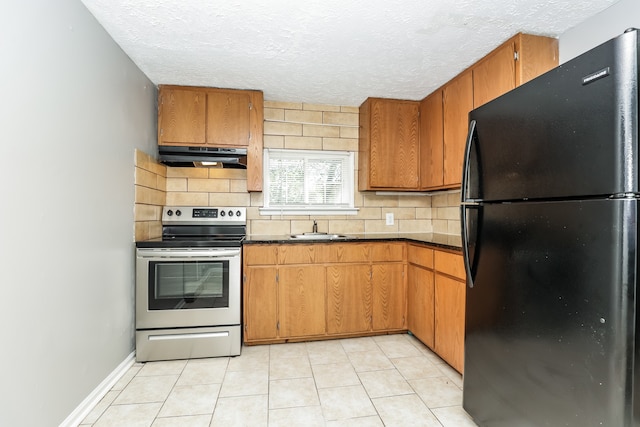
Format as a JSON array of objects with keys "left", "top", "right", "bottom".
[
  {"left": 372, "top": 263, "right": 406, "bottom": 331},
  {"left": 326, "top": 264, "right": 372, "bottom": 335},
  {"left": 407, "top": 263, "right": 435, "bottom": 348},
  {"left": 243, "top": 266, "right": 278, "bottom": 341},
  {"left": 243, "top": 242, "right": 407, "bottom": 344},
  {"left": 435, "top": 274, "right": 465, "bottom": 373},
  {"left": 278, "top": 265, "right": 326, "bottom": 338},
  {"left": 434, "top": 250, "right": 466, "bottom": 373}
]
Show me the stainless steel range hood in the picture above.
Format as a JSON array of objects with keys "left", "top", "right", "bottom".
[{"left": 158, "top": 145, "right": 247, "bottom": 168}]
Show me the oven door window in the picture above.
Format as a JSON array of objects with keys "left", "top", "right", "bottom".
[{"left": 148, "top": 260, "right": 229, "bottom": 309}]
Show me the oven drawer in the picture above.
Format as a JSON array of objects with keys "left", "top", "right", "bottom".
[{"left": 136, "top": 325, "right": 241, "bottom": 362}]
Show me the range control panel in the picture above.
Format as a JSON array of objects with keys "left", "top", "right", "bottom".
[{"left": 162, "top": 206, "right": 246, "bottom": 224}]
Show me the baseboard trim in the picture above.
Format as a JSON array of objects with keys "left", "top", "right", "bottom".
[{"left": 59, "top": 351, "right": 136, "bottom": 427}]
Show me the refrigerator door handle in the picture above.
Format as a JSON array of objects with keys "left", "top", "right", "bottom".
[
  {"left": 461, "top": 204, "right": 478, "bottom": 288},
  {"left": 461, "top": 119, "right": 478, "bottom": 287},
  {"left": 461, "top": 119, "right": 477, "bottom": 203}
]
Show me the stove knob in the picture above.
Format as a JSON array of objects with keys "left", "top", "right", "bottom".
[
  {"left": 167, "top": 210, "right": 173, "bottom": 216},
  {"left": 220, "top": 210, "right": 226, "bottom": 217},
  {"left": 236, "top": 210, "right": 242, "bottom": 217},
  {"left": 175, "top": 210, "right": 182, "bottom": 216},
  {"left": 228, "top": 210, "right": 234, "bottom": 217}
]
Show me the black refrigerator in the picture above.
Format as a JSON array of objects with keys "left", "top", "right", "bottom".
[{"left": 461, "top": 29, "right": 640, "bottom": 426}]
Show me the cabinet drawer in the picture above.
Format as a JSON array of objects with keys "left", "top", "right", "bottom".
[
  {"left": 434, "top": 250, "right": 465, "bottom": 280},
  {"left": 322, "top": 243, "right": 370, "bottom": 263},
  {"left": 278, "top": 244, "right": 321, "bottom": 264},
  {"left": 243, "top": 245, "right": 277, "bottom": 265},
  {"left": 371, "top": 243, "right": 404, "bottom": 262},
  {"left": 408, "top": 244, "right": 434, "bottom": 269}
]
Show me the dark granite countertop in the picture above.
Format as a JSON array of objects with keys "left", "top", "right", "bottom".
[{"left": 244, "top": 232, "right": 462, "bottom": 251}]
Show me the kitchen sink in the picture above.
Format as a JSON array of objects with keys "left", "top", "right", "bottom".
[{"left": 289, "top": 232, "right": 351, "bottom": 240}]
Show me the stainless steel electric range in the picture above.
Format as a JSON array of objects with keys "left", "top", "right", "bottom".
[{"left": 135, "top": 206, "right": 246, "bottom": 362}]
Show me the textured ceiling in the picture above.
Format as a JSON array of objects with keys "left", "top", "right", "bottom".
[{"left": 81, "top": 0, "right": 619, "bottom": 106}]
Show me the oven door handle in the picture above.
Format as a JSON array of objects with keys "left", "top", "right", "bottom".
[{"left": 137, "top": 249, "right": 241, "bottom": 259}]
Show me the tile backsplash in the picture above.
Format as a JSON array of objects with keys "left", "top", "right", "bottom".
[{"left": 133, "top": 101, "right": 462, "bottom": 241}]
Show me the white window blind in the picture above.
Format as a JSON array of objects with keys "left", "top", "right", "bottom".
[{"left": 261, "top": 149, "right": 357, "bottom": 215}]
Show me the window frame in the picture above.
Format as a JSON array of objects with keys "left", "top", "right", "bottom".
[{"left": 260, "top": 148, "right": 358, "bottom": 216}]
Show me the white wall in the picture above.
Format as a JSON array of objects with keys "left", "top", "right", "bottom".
[
  {"left": 0, "top": 1, "right": 156, "bottom": 425},
  {"left": 560, "top": 0, "right": 640, "bottom": 62}
]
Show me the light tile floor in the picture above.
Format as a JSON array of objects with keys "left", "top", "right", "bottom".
[{"left": 80, "top": 334, "right": 479, "bottom": 426}]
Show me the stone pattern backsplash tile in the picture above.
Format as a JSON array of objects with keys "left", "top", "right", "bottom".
[{"left": 133, "top": 101, "right": 462, "bottom": 240}]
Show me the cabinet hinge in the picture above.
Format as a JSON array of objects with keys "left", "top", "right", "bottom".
[{"left": 514, "top": 51, "right": 519, "bottom": 61}]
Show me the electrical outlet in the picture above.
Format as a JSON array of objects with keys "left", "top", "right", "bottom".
[{"left": 386, "top": 212, "right": 394, "bottom": 225}]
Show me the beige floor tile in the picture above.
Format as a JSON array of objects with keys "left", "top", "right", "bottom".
[
  {"left": 375, "top": 336, "right": 423, "bottom": 358},
  {"left": 325, "top": 415, "right": 384, "bottom": 426},
  {"left": 268, "top": 406, "right": 325, "bottom": 427},
  {"left": 347, "top": 350, "right": 394, "bottom": 372},
  {"left": 269, "top": 377, "right": 320, "bottom": 409},
  {"left": 211, "top": 395, "right": 268, "bottom": 426},
  {"left": 114, "top": 375, "right": 179, "bottom": 404},
  {"left": 176, "top": 358, "right": 228, "bottom": 385},
  {"left": 410, "top": 376, "right": 463, "bottom": 408},
  {"left": 93, "top": 402, "right": 162, "bottom": 427},
  {"left": 391, "top": 356, "right": 442, "bottom": 380},
  {"left": 151, "top": 414, "right": 212, "bottom": 427},
  {"left": 111, "top": 364, "right": 142, "bottom": 390},
  {"left": 318, "top": 385, "right": 377, "bottom": 421},
  {"left": 436, "top": 362, "right": 464, "bottom": 388},
  {"left": 81, "top": 390, "right": 119, "bottom": 424},
  {"left": 219, "top": 369, "right": 268, "bottom": 397},
  {"left": 432, "top": 405, "right": 479, "bottom": 427},
  {"left": 306, "top": 340, "right": 350, "bottom": 365},
  {"left": 137, "top": 360, "right": 187, "bottom": 376},
  {"left": 157, "top": 383, "right": 220, "bottom": 417},
  {"left": 269, "top": 355, "right": 312, "bottom": 379},
  {"left": 227, "top": 349, "right": 269, "bottom": 373},
  {"left": 372, "top": 394, "right": 442, "bottom": 427},
  {"left": 357, "top": 369, "right": 414, "bottom": 398},
  {"left": 270, "top": 342, "right": 308, "bottom": 359},
  {"left": 340, "top": 337, "right": 379, "bottom": 353},
  {"left": 311, "top": 362, "right": 360, "bottom": 389}
]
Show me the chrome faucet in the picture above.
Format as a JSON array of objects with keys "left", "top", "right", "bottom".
[{"left": 312, "top": 220, "right": 318, "bottom": 233}]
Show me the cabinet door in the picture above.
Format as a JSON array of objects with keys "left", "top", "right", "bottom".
[
  {"left": 407, "top": 264, "right": 435, "bottom": 349},
  {"left": 243, "top": 266, "right": 278, "bottom": 342},
  {"left": 158, "top": 87, "right": 207, "bottom": 145},
  {"left": 473, "top": 42, "right": 516, "bottom": 108},
  {"left": 372, "top": 263, "right": 406, "bottom": 331},
  {"left": 326, "top": 264, "right": 372, "bottom": 334},
  {"left": 443, "top": 70, "right": 474, "bottom": 187},
  {"left": 435, "top": 273, "right": 465, "bottom": 373},
  {"left": 368, "top": 99, "right": 420, "bottom": 189},
  {"left": 206, "top": 90, "right": 251, "bottom": 147},
  {"left": 419, "top": 90, "right": 444, "bottom": 189},
  {"left": 278, "top": 265, "right": 326, "bottom": 338}
]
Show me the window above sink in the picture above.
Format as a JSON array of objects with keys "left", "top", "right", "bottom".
[{"left": 260, "top": 148, "right": 358, "bottom": 216}]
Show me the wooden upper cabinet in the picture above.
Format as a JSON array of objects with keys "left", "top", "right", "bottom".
[
  {"left": 419, "top": 33, "right": 557, "bottom": 192},
  {"left": 442, "top": 70, "right": 473, "bottom": 188},
  {"left": 473, "top": 33, "right": 558, "bottom": 108},
  {"left": 359, "top": 98, "right": 420, "bottom": 190},
  {"left": 473, "top": 41, "right": 517, "bottom": 108},
  {"left": 419, "top": 90, "right": 444, "bottom": 190},
  {"left": 206, "top": 90, "right": 251, "bottom": 146},
  {"left": 158, "top": 88, "right": 207, "bottom": 145}
]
